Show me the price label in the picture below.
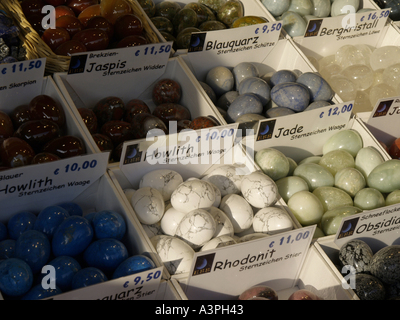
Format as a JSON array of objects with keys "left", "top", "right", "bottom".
[
  {"left": 185, "top": 226, "right": 315, "bottom": 300},
  {"left": 318, "top": 103, "right": 354, "bottom": 119},
  {"left": 0, "top": 58, "right": 45, "bottom": 109},
  {"left": 65, "top": 43, "right": 172, "bottom": 107},
  {"left": 254, "top": 22, "right": 283, "bottom": 35}
]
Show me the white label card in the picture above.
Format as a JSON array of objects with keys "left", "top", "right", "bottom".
[
  {"left": 185, "top": 226, "right": 316, "bottom": 300},
  {"left": 365, "top": 96, "right": 400, "bottom": 146},
  {"left": 0, "top": 152, "right": 110, "bottom": 211},
  {"left": 65, "top": 43, "right": 173, "bottom": 106},
  {"left": 252, "top": 103, "right": 354, "bottom": 162},
  {"left": 186, "top": 22, "right": 282, "bottom": 80},
  {"left": 334, "top": 204, "right": 400, "bottom": 252},
  {"left": 0, "top": 58, "right": 45, "bottom": 108},
  {"left": 49, "top": 266, "right": 163, "bottom": 300}
]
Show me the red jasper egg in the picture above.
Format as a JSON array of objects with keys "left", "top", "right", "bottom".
[
  {"left": 9, "top": 105, "right": 32, "bottom": 129},
  {"left": 56, "top": 15, "right": 84, "bottom": 37},
  {"left": 85, "top": 16, "right": 114, "bottom": 38},
  {"left": 114, "top": 14, "right": 143, "bottom": 40},
  {"left": 55, "top": 5, "right": 76, "bottom": 19},
  {"left": 0, "top": 111, "right": 14, "bottom": 140},
  {"left": 42, "top": 135, "right": 85, "bottom": 159},
  {"left": 54, "top": 40, "right": 87, "bottom": 56},
  {"left": 92, "top": 133, "right": 113, "bottom": 152},
  {"left": 41, "top": 27, "right": 71, "bottom": 52},
  {"left": 92, "top": 96, "right": 125, "bottom": 127},
  {"left": 390, "top": 138, "right": 400, "bottom": 159},
  {"left": 21, "top": 0, "right": 45, "bottom": 17},
  {"left": 152, "top": 78, "right": 181, "bottom": 105},
  {"left": 29, "top": 94, "right": 66, "bottom": 128},
  {"left": 78, "top": 4, "right": 101, "bottom": 27},
  {"left": 78, "top": 108, "right": 98, "bottom": 134},
  {"left": 72, "top": 28, "right": 109, "bottom": 52},
  {"left": 152, "top": 103, "right": 191, "bottom": 126},
  {"left": 31, "top": 152, "right": 61, "bottom": 164},
  {"left": 0, "top": 138, "right": 35, "bottom": 168},
  {"left": 101, "top": 120, "right": 134, "bottom": 146},
  {"left": 116, "top": 35, "right": 147, "bottom": 48},
  {"left": 67, "top": 0, "right": 99, "bottom": 15},
  {"left": 125, "top": 99, "right": 150, "bottom": 123},
  {"left": 189, "top": 116, "right": 218, "bottom": 130}
]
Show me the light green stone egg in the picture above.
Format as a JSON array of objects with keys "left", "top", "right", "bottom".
[
  {"left": 386, "top": 190, "right": 400, "bottom": 206},
  {"left": 298, "top": 156, "right": 322, "bottom": 165},
  {"left": 355, "top": 147, "right": 385, "bottom": 180},
  {"left": 321, "top": 206, "right": 362, "bottom": 236},
  {"left": 293, "top": 163, "right": 334, "bottom": 191},
  {"left": 313, "top": 186, "right": 353, "bottom": 213},
  {"left": 255, "top": 148, "right": 290, "bottom": 181},
  {"left": 354, "top": 188, "right": 385, "bottom": 210},
  {"left": 319, "top": 150, "right": 355, "bottom": 176},
  {"left": 322, "top": 129, "right": 363, "bottom": 157},
  {"left": 288, "top": 191, "right": 324, "bottom": 226},
  {"left": 287, "top": 157, "right": 298, "bottom": 176},
  {"left": 367, "top": 160, "right": 400, "bottom": 194},
  {"left": 276, "top": 176, "right": 309, "bottom": 203},
  {"left": 335, "top": 167, "right": 366, "bottom": 197},
  {"left": 312, "top": 0, "right": 331, "bottom": 18}
]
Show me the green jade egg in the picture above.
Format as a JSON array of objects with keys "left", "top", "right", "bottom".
[
  {"left": 313, "top": 186, "right": 354, "bottom": 213},
  {"left": 323, "top": 129, "right": 363, "bottom": 157},
  {"left": 335, "top": 167, "right": 366, "bottom": 197},
  {"left": 321, "top": 206, "right": 362, "bottom": 236},
  {"left": 319, "top": 150, "right": 355, "bottom": 176},
  {"left": 354, "top": 188, "right": 385, "bottom": 210},
  {"left": 293, "top": 163, "right": 334, "bottom": 191},
  {"left": 368, "top": 159, "right": 400, "bottom": 194},
  {"left": 255, "top": 148, "right": 290, "bottom": 181}
]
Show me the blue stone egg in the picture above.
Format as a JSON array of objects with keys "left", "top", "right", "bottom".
[
  {"left": 266, "top": 107, "right": 296, "bottom": 118},
  {"left": 71, "top": 267, "right": 108, "bottom": 290},
  {"left": 233, "top": 62, "right": 259, "bottom": 89},
  {"left": 304, "top": 100, "right": 333, "bottom": 111},
  {"left": 34, "top": 206, "right": 70, "bottom": 240},
  {"left": 271, "top": 82, "right": 311, "bottom": 112},
  {"left": 270, "top": 70, "right": 298, "bottom": 87},
  {"left": 281, "top": 11, "right": 307, "bottom": 37},
  {"left": 206, "top": 66, "right": 235, "bottom": 97},
  {"left": 15, "top": 230, "right": 51, "bottom": 274},
  {"left": 7, "top": 211, "right": 36, "bottom": 241},
  {"left": 85, "top": 212, "right": 97, "bottom": 223},
  {"left": 42, "top": 256, "right": 81, "bottom": 292},
  {"left": 52, "top": 216, "right": 94, "bottom": 258},
  {"left": 217, "top": 91, "right": 239, "bottom": 111},
  {"left": 58, "top": 202, "right": 83, "bottom": 217},
  {"left": 21, "top": 284, "right": 62, "bottom": 300},
  {"left": 92, "top": 211, "right": 127, "bottom": 241},
  {"left": 0, "top": 239, "right": 16, "bottom": 259},
  {"left": 0, "top": 222, "right": 7, "bottom": 242},
  {"left": 297, "top": 72, "right": 334, "bottom": 102},
  {"left": 238, "top": 77, "right": 271, "bottom": 106},
  {"left": 227, "top": 93, "right": 263, "bottom": 122},
  {"left": 0, "top": 258, "right": 33, "bottom": 297},
  {"left": 84, "top": 239, "right": 129, "bottom": 274},
  {"left": 261, "top": 0, "right": 290, "bottom": 17},
  {"left": 112, "top": 255, "right": 156, "bottom": 280}
]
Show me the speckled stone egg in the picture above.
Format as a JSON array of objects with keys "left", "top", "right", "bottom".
[
  {"left": 370, "top": 245, "right": 400, "bottom": 285},
  {"left": 271, "top": 82, "right": 311, "bottom": 112},
  {"left": 281, "top": 11, "right": 307, "bottom": 37},
  {"left": 140, "top": 170, "right": 184, "bottom": 201},
  {"left": 241, "top": 171, "right": 279, "bottom": 208},
  {"left": 253, "top": 207, "right": 293, "bottom": 235},
  {"left": 354, "top": 273, "right": 386, "bottom": 300},
  {"left": 293, "top": 163, "right": 334, "bottom": 191},
  {"left": 171, "top": 180, "right": 216, "bottom": 214},
  {"left": 227, "top": 93, "right": 263, "bottom": 122},
  {"left": 297, "top": 72, "right": 334, "bottom": 102},
  {"left": 339, "top": 239, "right": 373, "bottom": 274},
  {"left": 93, "top": 96, "right": 125, "bottom": 127},
  {"left": 152, "top": 79, "right": 182, "bottom": 105},
  {"left": 206, "top": 66, "right": 235, "bottom": 97},
  {"left": 175, "top": 209, "right": 216, "bottom": 249},
  {"left": 202, "top": 165, "right": 243, "bottom": 196},
  {"left": 131, "top": 187, "right": 165, "bottom": 225},
  {"left": 217, "top": 0, "right": 244, "bottom": 27},
  {"left": 42, "top": 256, "right": 81, "bottom": 292},
  {"left": 233, "top": 62, "right": 260, "bottom": 88},
  {"left": 220, "top": 194, "right": 253, "bottom": 233},
  {"left": 153, "top": 235, "right": 194, "bottom": 275}
]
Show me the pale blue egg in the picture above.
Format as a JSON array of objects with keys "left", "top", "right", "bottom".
[
  {"left": 271, "top": 70, "right": 298, "bottom": 87},
  {"left": 261, "top": 0, "right": 290, "bottom": 17},
  {"left": 281, "top": 11, "right": 307, "bottom": 37},
  {"left": 271, "top": 82, "right": 311, "bottom": 112},
  {"left": 199, "top": 81, "right": 217, "bottom": 104},
  {"left": 266, "top": 107, "right": 296, "bottom": 118},
  {"left": 206, "top": 66, "right": 235, "bottom": 97},
  {"left": 297, "top": 72, "right": 334, "bottom": 102},
  {"left": 217, "top": 91, "right": 239, "bottom": 111},
  {"left": 238, "top": 77, "right": 271, "bottom": 106},
  {"left": 233, "top": 62, "right": 259, "bottom": 89},
  {"left": 227, "top": 93, "right": 263, "bottom": 122},
  {"left": 305, "top": 101, "right": 333, "bottom": 111}
]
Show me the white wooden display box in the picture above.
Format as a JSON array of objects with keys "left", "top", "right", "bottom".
[
  {"left": 147, "top": 0, "right": 276, "bottom": 56},
  {"left": 172, "top": 243, "right": 358, "bottom": 300},
  {"left": 0, "top": 172, "right": 180, "bottom": 300},
  {"left": 53, "top": 57, "right": 225, "bottom": 166}
]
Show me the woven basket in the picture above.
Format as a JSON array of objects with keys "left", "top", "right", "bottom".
[
  {"left": 3, "top": 0, "right": 160, "bottom": 74},
  {"left": 0, "top": 1, "right": 39, "bottom": 61}
]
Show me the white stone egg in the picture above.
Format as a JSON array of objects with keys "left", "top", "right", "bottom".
[
  {"left": 200, "top": 235, "right": 237, "bottom": 252},
  {"left": 219, "top": 194, "right": 253, "bottom": 233},
  {"left": 206, "top": 182, "right": 222, "bottom": 207},
  {"left": 171, "top": 180, "right": 216, "bottom": 214},
  {"left": 253, "top": 207, "right": 294, "bottom": 235},
  {"left": 131, "top": 187, "right": 165, "bottom": 225},
  {"left": 175, "top": 209, "right": 216, "bottom": 249},
  {"left": 160, "top": 207, "right": 187, "bottom": 236},
  {"left": 207, "top": 206, "right": 235, "bottom": 238},
  {"left": 241, "top": 171, "right": 278, "bottom": 208},
  {"left": 139, "top": 169, "right": 183, "bottom": 201},
  {"left": 152, "top": 235, "right": 195, "bottom": 275},
  {"left": 237, "top": 233, "right": 269, "bottom": 243},
  {"left": 202, "top": 165, "right": 243, "bottom": 196}
]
